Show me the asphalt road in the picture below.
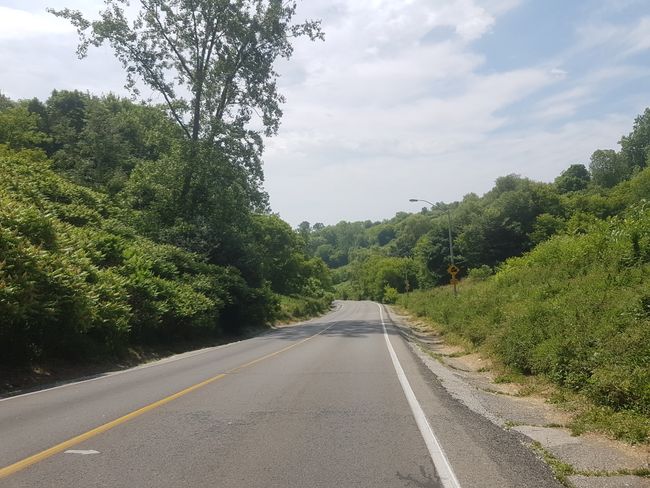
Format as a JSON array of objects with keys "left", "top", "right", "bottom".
[{"left": 0, "top": 301, "right": 562, "bottom": 487}]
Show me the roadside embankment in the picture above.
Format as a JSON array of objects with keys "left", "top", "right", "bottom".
[
  {"left": 384, "top": 306, "right": 649, "bottom": 488},
  {"left": 396, "top": 203, "right": 650, "bottom": 445},
  {"left": 0, "top": 299, "right": 335, "bottom": 398}
]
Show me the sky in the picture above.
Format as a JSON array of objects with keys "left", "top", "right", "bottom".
[{"left": 1, "top": 1, "right": 649, "bottom": 226}]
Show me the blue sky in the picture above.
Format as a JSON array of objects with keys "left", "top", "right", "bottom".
[
  {"left": 0, "top": 0, "right": 649, "bottom": 225},
  {"left": 476, "top": 0, "right": 650, "bottom": 132}
]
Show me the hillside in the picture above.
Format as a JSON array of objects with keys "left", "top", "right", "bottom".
[
  {"left": 301, "top": 108, "right": 650, "bottom": 304},
  {"left": 399, "top": 202, "right": 650, "bottom": 442},
  {"left": 0, "top": 91, "right": 333, "bottom": 367}
]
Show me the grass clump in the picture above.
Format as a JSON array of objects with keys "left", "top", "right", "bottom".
[{"left": 570, "top": 406, "right": 650, "bottom": 445}]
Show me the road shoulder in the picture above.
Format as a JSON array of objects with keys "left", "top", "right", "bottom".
[
  {"left": 384, "top": 305, "right": 650, "bottom": 488},
  {"left": 0, "top": 302, "right": 340, "bottom": 399}
]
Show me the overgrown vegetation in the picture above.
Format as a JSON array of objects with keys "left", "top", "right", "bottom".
[
  {"left": 0, "top": 144, "right": 330, "bottom": 364},
  {"left": 397, "top": 203, "right": 649, "bottom": 442},
  {"left": 0, "top": 0, "right": 332, "bottom": 366}
]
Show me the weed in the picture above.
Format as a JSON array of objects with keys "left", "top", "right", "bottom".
[{"left": 530, "top": 441, "right": 575, "bottom": 487}]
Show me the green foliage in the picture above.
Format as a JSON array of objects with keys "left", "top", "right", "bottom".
[
  {"left": 467, "top": 265, "right": 493, "bottom": 281},
  {"left": 0, "top": 148, "right": 281, "bottom": 363},
  {"left": 382, "top": 285, "right": 399, "bottom": 304},
  {"left": 349, "top": 255, "right": 417, "bottom": 302},
  {"left": 0, "top": 105, "right": 49, "bottom": 149},
  {"left": 306, "top": 107, "right": 650, "bottom": 301},
  {"left": 620, "top": 108, "right": 650, "bottom": 171},
  {"left": 570, "top": 406, "right": 650, "bottom": 444},
  {"left": 399, "top": 204, "right": 650, "bottom": 419},
  {"left": 590, "top": 149, "right": 630, "bottom": 188},
  {"left": 529, "top": 213, "right": 565, "bottom": 245},
  {"left": 276, "top": 294, "right": 334, "bottom": 322},
  {"left": 554, "top": 164, "right": 590, "bottom": 193},
  {"left": 0, "top": 0, "right": 332, "bottom": 367}
]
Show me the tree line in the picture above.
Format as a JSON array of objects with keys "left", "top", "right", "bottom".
[{"left": 299, "top": 108, "right": 650, "bottom": 302}]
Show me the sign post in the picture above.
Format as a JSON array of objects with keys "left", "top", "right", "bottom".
[{"left": 447, "top": 264, "right": 459, "bottom": 296}]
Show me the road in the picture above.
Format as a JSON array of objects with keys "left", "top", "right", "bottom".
[{"left": 0, "top": 301, "right": 562, "bottom": 487}]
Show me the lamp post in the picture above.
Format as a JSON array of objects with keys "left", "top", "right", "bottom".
[{"left": 409, "top": 198, "right": 457, "bottom": 295}]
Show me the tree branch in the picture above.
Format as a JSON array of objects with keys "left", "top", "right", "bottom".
[
  {"left": 145, "top": 4, "right": 195, "bottom": 83},
  {"left": 215, "top": 41, "right": 249, "bottom": 122},
  {"left": 129, "top": 46, "right": 192, "bottom": 139}
]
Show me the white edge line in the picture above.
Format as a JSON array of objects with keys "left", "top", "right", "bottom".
[
  {"left": 0, "top": 340, "right": 242, "bottom": 403},
  {"left": 378, "top": 304, "right": 462, "bottom": 488},
  {"left": 1, "top": 308, "right": 344, "bottom": 403}
]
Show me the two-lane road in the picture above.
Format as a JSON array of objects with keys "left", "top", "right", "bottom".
[{"left": 0, "top": 301, "right": 561, "bottom": 487}]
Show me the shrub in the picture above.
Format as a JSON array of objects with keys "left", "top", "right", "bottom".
[
  {"left": 398, "top": 204, "right": 650, "bottom": 416},
  {"left": 467, "top": 265, "right": 493, "bottom": 281},
  {"left": 0, "top": 148, "right": 266, "bottom": 363},
  {"left": 382, "top": 285, "right": 399, "bottom": 304}
]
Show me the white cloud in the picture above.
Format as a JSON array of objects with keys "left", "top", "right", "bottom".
[
  {"left": 573, "top": 15, "right": 650, "bottom": 59},
  {"left": 625, "top": 17, "right": 650, "bottom": 55},
  {"left": 0, "top": 6, "right": 74, "bottom": 39},
  {"left": 532, "top": 86, "right": 592, "bottom": 121},
  {"left": 0, "top": 0, "right": 645, "bottom": 227},
  {"left": 529, "top": 64, "right": 649, "bottom": 124},
  {"left": 265, "top": 0, "right": 562, "bottom": 224}
]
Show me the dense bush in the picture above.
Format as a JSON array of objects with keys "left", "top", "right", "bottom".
[
  {"left": 0, "top": 148, "right": 272, "bottom": 363},
  {"left": 276, "top": 293, "right": 334, "bottom": 322},
  {"left": 399, "top": 203, "right": 650, "bottom": 416}
]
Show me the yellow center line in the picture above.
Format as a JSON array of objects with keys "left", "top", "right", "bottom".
[{"left": 0, "top": 321, "right": 337, "bottom": 480}]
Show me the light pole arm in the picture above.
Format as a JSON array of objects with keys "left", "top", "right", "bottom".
[
  {"left": 409, "top": 198, "right": 455, "bottom": 265},
  {"left": 447, "top": 209, "right": 454, "bottom": 266},
  {"left": 408, "top": 198, "right": 458, "bottom": 296}
]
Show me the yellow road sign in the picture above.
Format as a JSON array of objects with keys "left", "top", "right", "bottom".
[{"left": 447, "top": 265, "right": 459, "bottom": 275}]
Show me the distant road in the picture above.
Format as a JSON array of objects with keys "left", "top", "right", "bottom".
[{"left": 0, "top": 301, "right": 561, "bottom": 487}]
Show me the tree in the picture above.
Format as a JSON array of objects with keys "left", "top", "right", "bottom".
[
  {"left": 590, "top": 149, "right": 629, "bottom": 188},
  {"left": 297, "top": 221, "right": 310, "bottom": 247},
  {"left": 0, "top": 92, "right": 13, "bottom": 111},
  {"left": 620, "top": 108, "right": 650, "bottom": 171},
  {"left": 0, "top": 103, "right": 48, "bottom": 150},
  {"left": 51, "top": 0, "right": 323, "bottom": 208},
  {"left": 554, "top": 164, "right": 590, "bottom": 193},
  {"left": 251, "top": 214, "right": 304, "bottom": 294},
  {"left": 373, "top": 225, "right": 396, "bottom": 246}
]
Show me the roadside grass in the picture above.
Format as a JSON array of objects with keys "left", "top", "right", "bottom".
[
  {"left": 396, "top": 204, "right": 650, "bottom": 445},
  {"left": 530, "top": 441, "right": 575, "bottom": 487},
  {"left": 275, "top": 294, "right": 333, "bottom": 323},
  {"left": 569, "top": 406, "right": 650, "bottom": 445}
]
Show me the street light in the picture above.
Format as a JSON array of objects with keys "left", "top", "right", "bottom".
[{"left": 409, "top": 198, "right": 457, "bottom": 295}]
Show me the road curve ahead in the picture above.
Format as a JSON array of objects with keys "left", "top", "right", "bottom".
[{"left": 0, "top": 301, "right": 561, "bottom": 488}]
